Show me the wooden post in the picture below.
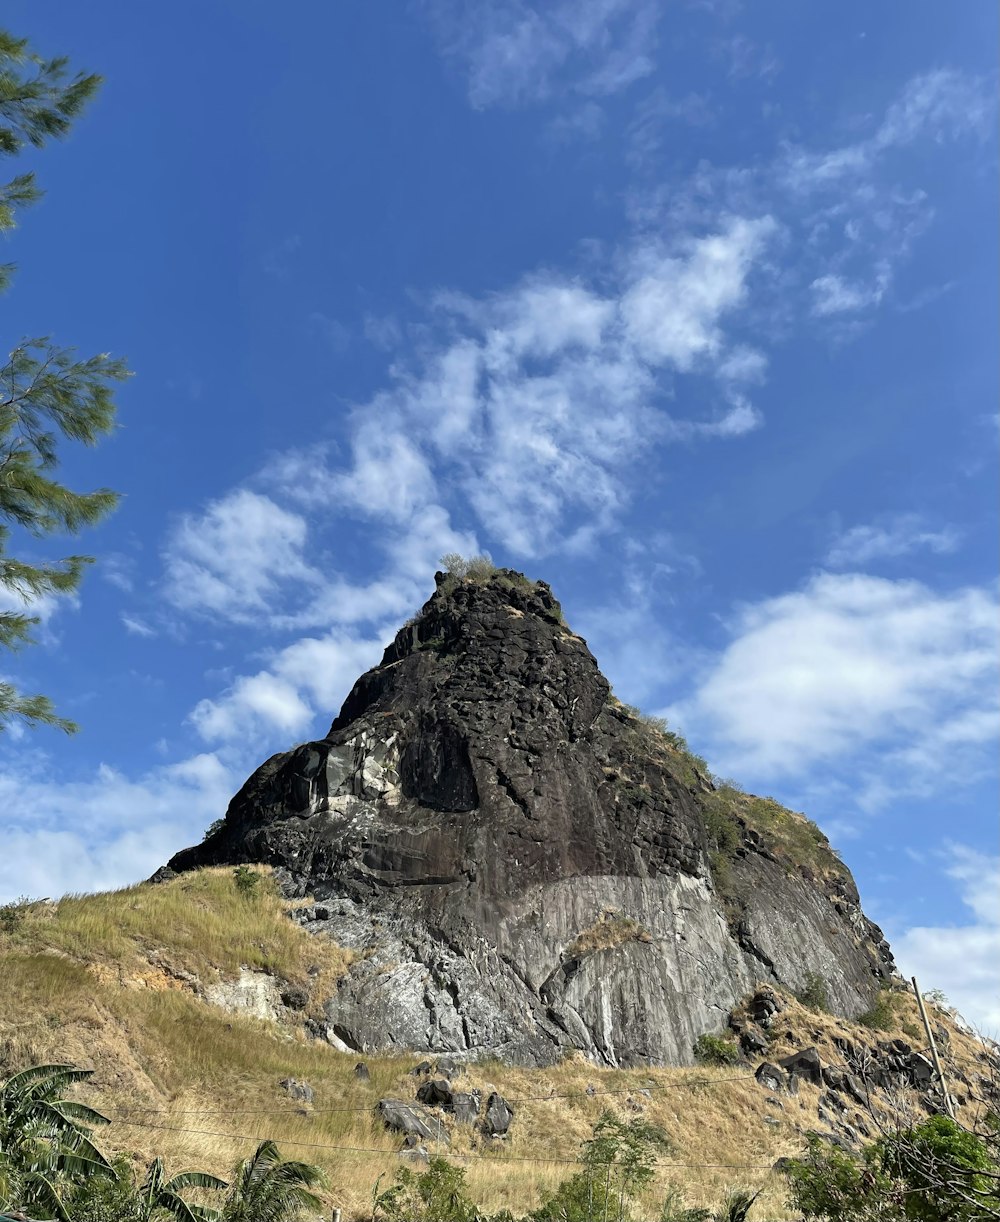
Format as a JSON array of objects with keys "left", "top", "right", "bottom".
[{"left": 912, "top": 976, "right": 955, "bottom": 1119}]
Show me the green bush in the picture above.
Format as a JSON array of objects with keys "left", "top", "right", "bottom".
[
  {"left": 0, "top": 895, "right": 32, "bottom": 935},
  {"left": 693, "top": 1033, "right": 741, "bottom": 1066},
  {"left": 375, "top": 1157, "right": 477, "bottom": 1222},
  {"left": 233, "top": 865, "right": 260, "bottom": 899},
  {"left": 784, "top": 1118, "right": 999, "bottom": 1221},
  {"left": 858, "top": 989, "right": 897, "bottom": 1031},
  {"left": 796, "top": 971, "right": 831, "bottom": 1013}
]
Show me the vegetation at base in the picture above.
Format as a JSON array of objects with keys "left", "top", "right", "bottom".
[
  {"left": 232, "top": 865, "right": 260, "bottom": 899},
  {"left": 0, "top": 28, "right": 131, "bottom": 734},
  {"left": 0, "top": 867, "right": 349, "bottom": 984},
  {"left": 783, "top": 1116, "right": 1000, "bottom": 1221},
  {"left": 693, "top": 1034, "right": 741, "bottom": 1067},
  {"left": 796, "top": 972, "right": 832, "bottom": 1014}
]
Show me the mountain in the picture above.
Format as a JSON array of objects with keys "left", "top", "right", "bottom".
[{"left": 167, "top": 566, "right": 894, "bottom": 1068}]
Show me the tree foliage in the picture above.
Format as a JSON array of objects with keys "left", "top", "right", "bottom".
[
  {"left": 0, "top": 1063, "right": 114, "bottom": 1220},
  {"left": 784, "top": 1117, "right": 1000, "bottom": 1222},
  {"left": 0, "top": 29, "right": 129, "bottom": 733}
]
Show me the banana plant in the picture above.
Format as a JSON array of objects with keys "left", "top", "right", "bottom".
[
  {"left": 220, "top": 1141, "right": 324, "bottom": 1222},
  {"left": 136, "top": 1158, "right": 227, "bottom": 1222},
  {"left": 0, "top": 1064, "right": 114, "bottom": 1221}
]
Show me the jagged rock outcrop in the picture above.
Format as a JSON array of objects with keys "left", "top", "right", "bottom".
[{"left": 169, "top": 568, "right": 894, "bottom": 1067}]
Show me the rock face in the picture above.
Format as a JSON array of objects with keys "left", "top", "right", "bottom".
[{"left": 169, "top": 569, "right": 894, "bottom": 1067}]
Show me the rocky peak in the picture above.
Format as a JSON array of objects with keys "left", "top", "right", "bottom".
[{"left": 168, "top": 567, "right": 894, "bottom": 1068}]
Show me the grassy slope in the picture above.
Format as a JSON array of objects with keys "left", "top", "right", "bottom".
[{"left": 0, "top": 869, "right": 986, "bottom": 1220}]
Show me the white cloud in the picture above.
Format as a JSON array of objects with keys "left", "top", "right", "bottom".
[
  {"left": 162, "top": 489, "right": 321, "bottom": 623},
  {"left": 190, "top": 628, "right": 386, "bottom": 747},
  {"left": 893, "top": 844, "right": 1000, "bottom": 1034},
  {"left": 426, "top": 0, "right": 661, "bottom": 109},
  {"left": 0, "top": 751, "right": 235, "bottom": 901},
  {"left": 810, "top": 266, "right": 890, "bottom": 316},
  {"left": 826, "top": 516, "right": 961, "bottom": 568},
  {"left": 782, "top": 69, "right": 989, "bottom": 196},
  {"left": 327, "top": 220, "right": 774, "bottom": 559},
  {"left": 121, "top": 614, "right": 156, "bottom": 638},
  {"left": 676, "top": 573, "right": 999, "bottom": 794},
  {"left": 621, "top": 216, "right": 776, "bottom": 370}
]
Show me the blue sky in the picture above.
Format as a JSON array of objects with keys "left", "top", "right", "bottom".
[{"left": 1, "top": 1, "right": 997, "bottom": 1029}]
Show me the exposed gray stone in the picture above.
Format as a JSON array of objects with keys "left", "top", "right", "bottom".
[
  {"left": 416, "top": 1079, "right": 454, "bottom": 1108},
  {"left": 449, "top": 1091, "right": 481, "bottom": 1124},
  {"left": 279, "top": 1078, "right": 314, "bottom": 1104},
  {"left": 377, "top": 1100, "right": 443, "bottom": 1143}
]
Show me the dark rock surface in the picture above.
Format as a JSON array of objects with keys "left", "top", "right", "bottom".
[{"left": 169, "top": 569, "right": 894, "bottom": 1067}]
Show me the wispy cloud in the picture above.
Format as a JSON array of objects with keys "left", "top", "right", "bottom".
[
  {"left": 826, "top": 515, "right": 961, "bottom": 568},
  {"left": 425, "top": 0, "right": 662, "bottom": 109},
  {"left": 631, "top": 68, "right": 991, "bottom": 327},
  {"left": 162, "top": 489, "right": 323, "bottom": 625}
]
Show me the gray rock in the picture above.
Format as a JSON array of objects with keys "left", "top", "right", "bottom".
[
  {"left": 166, "top": 571, "right": 896, "bottom": 1068},
  {"left": 279, "top": 1078, "right": 314, "bottom": 1104},
  {"left": 354, "top": 1062, "right": 370, "bottom": 1080},
  {"left": 280, "top": 983, "right": 309, "bottom": 1010},
  {"left": 449, "top": 1091, "right": 481, "bottom": 1124},
  {"left": 755, "top": 1062, "right": 786, "bottom": 1093},
  {"left": 416, "top": 1079, "right": 454, "bottom": 1108},
  {"left": 437, "top": 1058, "right": 466, "bottom": 1078},
  {"left": 740, "top": 1028, "right": 769, "bottom": 1056},
  {"left": 779, "top": 1047, "right": 823, "bottom": 1085},
  {"left": 481, "top": 1091, "right": 514, "bottom": 1136},
  {"left": 822, "top": 1066, "right": 846, "bottom": 1091},
  {"left": 409, "top": 1060, "right": 434, "bottom": 1077},
  {"left": 399, "top": 1135, "right": 429, "bottom": 1163},
  {"left": 377, "top": 1099, "right": 443, "bottom": 1143}
]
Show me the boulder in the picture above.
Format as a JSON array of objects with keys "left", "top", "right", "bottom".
[
  {"left": 481, "top": 1091, "right": 514, "bottom": 1136},
  {"left": 449, "top": 1091, "right": 481, "bottom": 1124},
  {"left": 279, "top": 1077, "right": 314, "bottom": 1104},
  {"left": 409, "top": 1060, "right": 434, "bottom": 1077},
  {"left": 755, "top": 1062, "right": 786, "bottom": 1093},
  {"left": 354, "top": 1062, "right": 371, "bottom": 1080},
  {"left": 280, "top": 983, "right": 309, "bottom": 1010},
  {"left": 740, "top": 1028, "right": 769, "bottom": 1056},
  {"left": 416, "top": 1079, "right": 454, "bottom": 1108},
  {"left": 377, "top": 1099, "right": 441, "bottom": 1143},
  {"left": 779, "top": 1047, "right": 823, "bottom": 1085}
]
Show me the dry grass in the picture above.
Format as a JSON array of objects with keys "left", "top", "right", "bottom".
[
  {"left": 567, "top": 912, "right": 651, "bottom": 956},
  {"left": 0, "top": 872, "right": 990, "bottom": 1221}
]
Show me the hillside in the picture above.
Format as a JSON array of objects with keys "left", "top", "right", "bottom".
[{"left": 1, "top": 869, "right": 992, "bottom": 1219}]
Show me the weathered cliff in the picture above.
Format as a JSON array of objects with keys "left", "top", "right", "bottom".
[{"left": 168, "top": 568, "right": 894, "bottom": 1067}]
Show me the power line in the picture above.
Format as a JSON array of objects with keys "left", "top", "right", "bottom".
[
  {"left": 113, "top": 1116, "right": 776, "bottom": 1172},
  {"left": 110, "top": 1072, "right": 760, "bottom": 1119}
]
